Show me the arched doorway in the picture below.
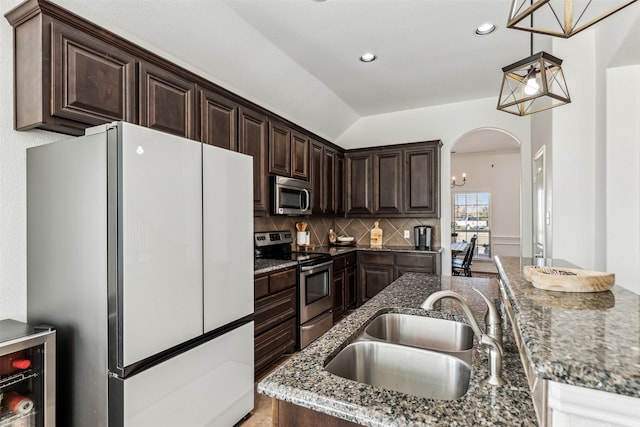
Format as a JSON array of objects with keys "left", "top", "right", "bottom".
[{"left": 449, "top": 128, "right": 522, "bottom": 274}]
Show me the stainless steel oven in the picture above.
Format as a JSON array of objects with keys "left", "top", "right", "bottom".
[{"left": 299, "top": 259, "right": 333, "bottom": 349}]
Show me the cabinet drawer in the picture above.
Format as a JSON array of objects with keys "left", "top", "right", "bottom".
[
  {"left": 332, "top": 255, "right": 347, "bottom": 271},
  {"left": 358, "top": 252, "right": 394, "bottom": 265},
  {"left": 254, "top": 318, "right": 296, "bottom": 374},
  {"left": 395, "top": 253, "right": 435, "bottom": 267},
  {"left": 333, "top": 252, "right": 357, "bottom": 271},
  {"left": 254, "top": 276, "right": 269, "bottom": 300},
  {"left": 269, "top": 268, "right": 297, "bottom": 293},
  {"left": 254, "top": 287, "right": 296, "bottom": 336},
  {"left": 344, "top": 252, "right": 357, "bottom": 267}
]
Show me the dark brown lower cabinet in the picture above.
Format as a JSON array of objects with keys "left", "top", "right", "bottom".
[
  {"left": 254, "top": 268, "right": 297, "bottom": 374},
  {"left": 273, "top": 400, "right": 362, "bottom": 427},
  {"left": 358, "top": 251, "right": 440, "bottom": 306},
  {"left": 358, "top": 252, "right": 394, "bottom": 306},
  {"left": 333, "top": 252, "right": 358, "bottom": 320}
]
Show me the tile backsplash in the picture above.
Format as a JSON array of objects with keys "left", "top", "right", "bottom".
[{"left": 254, "top": 216, "right": 440, "bottom": 248}]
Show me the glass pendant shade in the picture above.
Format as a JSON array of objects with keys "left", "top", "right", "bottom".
[
  {"left": 507, "top": 0, "right": 638, "bottom": 38},
  {"left": 497, "top": 51, "right": 571, "bottom": 116}
]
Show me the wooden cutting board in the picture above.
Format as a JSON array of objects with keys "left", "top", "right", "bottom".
[{"left": 523, "top": 266, "right": 615, "bottom": 293}]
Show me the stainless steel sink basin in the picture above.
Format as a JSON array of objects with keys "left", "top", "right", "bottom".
[
  {"left": 325, "top": 340, "right": 471, "bottom": 400},
  {"left": 363, "top": 313, "right": 474, "bottom": 363}
]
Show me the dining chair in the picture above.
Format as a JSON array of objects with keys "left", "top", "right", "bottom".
[{"left": 452, "top": 234, "right": 477, "bottom": 277}]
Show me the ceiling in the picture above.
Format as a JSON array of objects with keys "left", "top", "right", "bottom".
[
  {"left": 222, "top": 0, "right": 534, "bottom": 116},
  {"left": 39, "top": 0, "right": 639, "bottom": 143}
]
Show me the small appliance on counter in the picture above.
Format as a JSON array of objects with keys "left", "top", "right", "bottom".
[
  {"left": 414, "top": 225, "right": 432, "bottom": 250},
  {"left": 254, "top": 231, "right": 334, "bottom": 349}
]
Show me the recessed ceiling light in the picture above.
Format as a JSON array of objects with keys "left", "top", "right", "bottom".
[
  {"left": 360, "top": 53, "right": 377, "bottom": 62},
  {"left": 475, "top": 23, "right": 497, "bottom": 35}
]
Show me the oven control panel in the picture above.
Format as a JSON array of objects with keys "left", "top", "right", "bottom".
[{"left": 254, "top": 230, "right": 293, "bottom": 247}]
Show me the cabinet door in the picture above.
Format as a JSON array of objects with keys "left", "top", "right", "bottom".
[
  {"left": 291, "top": 131, "right": 309, "bottom": 180},
  {"left": 335, "top": 153, "right": 345, "bottom": 215},
  {"left": 324, "top": 148, "right": 336, "bottom": 213},
  {"left": 238, "top": 106, "right": 268, "bottom": 215},
  {"left": 373, "top": 150, "right": 403, "bottom": 215},
  {"left": 404, "top": 145, "right": 440, "bottom": 216},
  {"left": 198, "top": 86, "right": 237, "bottom": 150},
  {"left": 52, "top": 21, "right": 136, "bottom": 126},
  {"left": 346, "top": 153, "right": 373, "bottom": 215},
  {"left": 310, "top": 140, "right": 324, "bottom": 213},
  {"left": 139, "top": 62, "right": 195, "bottom": 139},
  {"left": 357, "top": 252, "right": 394, "bottom": 306},
  {"left": 269, "top": 120, "right": 291, "bottom": 176},
  {"left": 332, "top": 270, "right": 346, "bottom": 321},
  {"left": 358, "top": 264, "right": 394, "bottom": 306},
  {"left": 345, "top": 266, "right": 357, "bottom": 310}
]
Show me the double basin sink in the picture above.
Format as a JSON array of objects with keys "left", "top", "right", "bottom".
[{"left": 324, "top": 312, "right": 474, "bottom": 400}]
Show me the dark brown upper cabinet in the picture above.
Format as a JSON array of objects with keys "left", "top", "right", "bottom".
[
  {"left": 310, "top": 140, "right": 324, "bottom": 213},
  {"left": 335, "top": 153, "right": 345, "bottom": 215},
  {"left": 346, "top": 141, "right": 441, "bottom": 218},
  {"left": 324, "top": 148, "right": 336, "bottom": 212},
  {"left": 268, "top": 120, "right": 291, "bottom": 176},
  {"left": 373, "top": 150, "right": 403, "bottom": 215},
  {"left": 310, "top": 139, "right": 343, "bottom": 214},
  {"left": 238, "top": 106, "right": 268, "bottom": 216},
  {"left": 7, "top": 5, "right": 137, "bottom": 135},
  {"left": 291, "top": 131, "right": 309, "bottom": 180},
  {"left": 268, "top": 120, "right": 309, "bottom": 180},
  {"left": 345, "top": 153, "right": 373, "bottom": 215},
  {"left": 139, "top": 62, "right": 196, "bottom": 139},
  {"left": 404, "top": 144, "right": 440, "bottom": 217},
  {"left": 197, "top": 86, "right": 238, "bottom": 151}
]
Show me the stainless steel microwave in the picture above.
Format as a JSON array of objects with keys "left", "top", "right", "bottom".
[{"left": 270, "top": 175, "right": 312, "bottom": 215}]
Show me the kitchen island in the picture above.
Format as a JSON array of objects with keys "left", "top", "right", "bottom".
[
  {"left": 495, "top": 256, "right": 640, "bottom": 425},
  {"left": 258, "top": 272, "right": 537, "bottom": 426}
]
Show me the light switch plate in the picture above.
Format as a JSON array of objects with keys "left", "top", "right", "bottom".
[{"left": 404, "top": 230, "right": 410, "bottom": 238}]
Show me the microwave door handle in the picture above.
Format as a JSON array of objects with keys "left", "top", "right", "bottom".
[{"left": 301, "top": 189, "right": 310, "bottom": 211}]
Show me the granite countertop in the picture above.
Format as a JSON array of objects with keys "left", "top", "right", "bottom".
[
  {"left": 494, "top": 256, "right": 640, "bottom": 398},
  {"left": 258, "top": 273, "right": 537, "bottom": 426},
  {"left": 254, "top": 245, "right": 443, "bottom": 276}
]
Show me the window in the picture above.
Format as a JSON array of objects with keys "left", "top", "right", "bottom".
[{"left": 452, "top": 192, "right": 491, "bottom": 259}]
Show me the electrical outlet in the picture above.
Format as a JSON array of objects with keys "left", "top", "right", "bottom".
[{"left": 403, "top": 230, "right": 410, "bottom": 238}]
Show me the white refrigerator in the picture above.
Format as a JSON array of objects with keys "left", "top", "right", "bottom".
[{"left": 26, "top": 122, "right": 254, "bottom": 426}]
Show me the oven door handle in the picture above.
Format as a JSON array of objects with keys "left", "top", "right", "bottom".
[{"left": 300, "top": 260, "right": 333, "bottom": 272}]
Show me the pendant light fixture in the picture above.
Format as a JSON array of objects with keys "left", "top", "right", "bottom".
[
  {"left": 507, "top": 0, "right": 638, "bottom": 38},
  {"left": 497, "top": 12, "right": 571, "bottom": 116}
]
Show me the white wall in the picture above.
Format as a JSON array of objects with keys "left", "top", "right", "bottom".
[
  {"left": 452, "top": 150, "right": 521, "bottom": 258},
  {"left": 550, "top": 31, "right": 598, "bottom": 270},
  {"left": 0, "top": 0, "right": 62, "bottom": 321},
  {"left": 606, "top": 65, "right": 640, "bottom": 295}
]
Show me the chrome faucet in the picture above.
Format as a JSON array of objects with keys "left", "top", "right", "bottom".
[{"left": 421, "top": 289, "right": 507, "bottom": 386}]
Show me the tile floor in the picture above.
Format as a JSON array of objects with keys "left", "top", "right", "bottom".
[{"left": 235, "top": 355, "right": 293, "bottom": 427}]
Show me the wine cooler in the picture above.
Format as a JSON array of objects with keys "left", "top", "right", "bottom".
[{"left": 0, "top": 320, "right": 55, "bottom": 427}]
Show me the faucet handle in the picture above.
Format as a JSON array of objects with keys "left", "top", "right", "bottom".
[{"left": 472, "top": 288, "right": 501, "bottom": 326}]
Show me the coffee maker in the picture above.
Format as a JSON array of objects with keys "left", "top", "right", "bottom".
[{"left": 414, "top": 225, "right": 432, "bottom": 250}]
